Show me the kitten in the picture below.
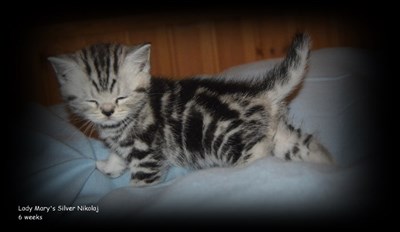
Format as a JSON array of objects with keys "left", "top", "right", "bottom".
[{"left": 49, "top": 33, "right": 332, "bottom": 187}]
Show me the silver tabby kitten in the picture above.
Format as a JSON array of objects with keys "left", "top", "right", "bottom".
[{"left": 49, "top": 33, "right": 332, "bottom": 187}]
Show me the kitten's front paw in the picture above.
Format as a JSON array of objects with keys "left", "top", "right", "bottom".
[
  {"left": 96, "top": 160, "right": 115, "bottom": 177},
  {"left": 96, "top": 154, "right": 127, "bottom": 178}
]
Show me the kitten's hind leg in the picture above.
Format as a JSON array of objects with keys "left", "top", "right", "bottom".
[
  {"left": 272, "top": 120, "right": 334, "bottom": 164},
  {"left": 96, "top": 153, "right": 127, "bottom": 178}
]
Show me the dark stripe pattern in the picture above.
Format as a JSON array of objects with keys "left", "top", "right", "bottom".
[
  {"left": 80, "top": 44, "right": 124, "bottom": 93},
  {"left": 145, "top": 77, "right": 270, "bottom": 168}
]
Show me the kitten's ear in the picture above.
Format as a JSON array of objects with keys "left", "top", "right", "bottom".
[
  {"left": 124, "top": 43, "right": 151, "bottom": 73},
  {"left": 48, "top": 55, "right": 77, "bottom": 85}
]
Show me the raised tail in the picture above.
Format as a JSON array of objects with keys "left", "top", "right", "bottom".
[{"left": 264, "top": 33, "right": 311, "bottom": 103}]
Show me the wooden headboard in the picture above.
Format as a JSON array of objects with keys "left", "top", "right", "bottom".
[{"left": 18, "top": 9, "right": 374, "bottom": 106}]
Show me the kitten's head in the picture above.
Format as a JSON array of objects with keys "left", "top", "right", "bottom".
[{"left": 48, "top": 43, "right": 151, "bottom": 126}]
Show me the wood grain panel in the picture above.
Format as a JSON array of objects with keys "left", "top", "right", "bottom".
[
  {"left": 20, "top": 12, "right": 374, "bottom": 106},
  {"left": 170, "top": 23, "right": 203, "bottom": 77},
  {"left": 214, "top": 19, "right": 246, "bottom": 70},
  {"left": 198, "top": 22, "right": 219, "bottom": 75},
  {"left": 127, "top": 28, "right": 168, "bottom": 77},
  {"left": 259, "top": 16, "right": 292, "bottom": 58}
]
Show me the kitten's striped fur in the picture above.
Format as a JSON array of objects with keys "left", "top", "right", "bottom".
[{"left": 49, "top": 33, "right": 332, "bottom": 186}]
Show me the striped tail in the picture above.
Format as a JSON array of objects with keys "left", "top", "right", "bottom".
[{"left": 264, "top": 33, "right": 311, "bottom": 103}]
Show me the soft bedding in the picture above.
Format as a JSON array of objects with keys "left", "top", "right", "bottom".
[{"left": 17, "top": 47, "right": 378, "bottom": 224}]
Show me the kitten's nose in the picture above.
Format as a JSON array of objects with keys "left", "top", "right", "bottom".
[
  {"left": 102, "top": 109, "right": 114, "bottom": 117},
  {"left": 100, "top": 103, "right": 115, "bottom": 117}
]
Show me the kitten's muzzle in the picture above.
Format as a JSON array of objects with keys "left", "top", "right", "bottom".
[{"left": 100, "top": 103, "right": 115, "bottom": 117}]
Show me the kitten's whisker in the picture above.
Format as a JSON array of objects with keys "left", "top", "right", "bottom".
[
  {"left": 88, "top": 122, "right": 96, "bottom": 139},
  {"left": 78, "top": 120, "right": 92, "bottom": 132},
  {"left": 65, "top": 120, "right": 90, "bottom": 141},
  {"left": 82, "top": 120, "right": 95, "bottom": 137}
]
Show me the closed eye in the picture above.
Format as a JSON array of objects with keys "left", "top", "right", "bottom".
[
  {"left": 86, "top": 100, "right": 99, "bottom": 106},
  {"left": 135, "top": 88, "right": 146, "bottom": 93},
  {"left": 115, "top": 96, "right": 127, "bottom": 104}
]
